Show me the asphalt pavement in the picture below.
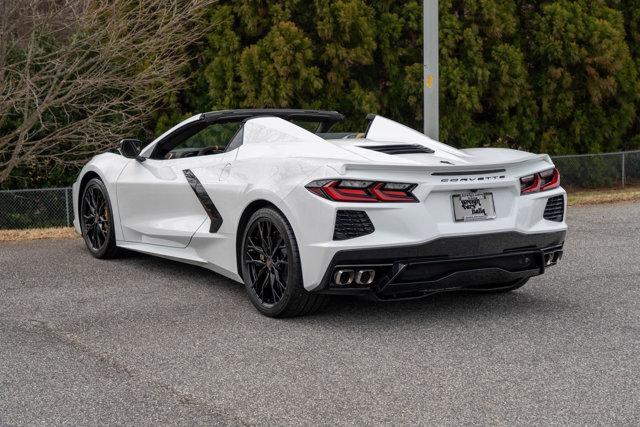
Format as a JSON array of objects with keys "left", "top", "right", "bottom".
[{"left": 1, "top": 201, "right": 639, "bottom": 425}]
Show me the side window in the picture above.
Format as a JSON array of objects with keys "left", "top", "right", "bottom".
[
  {"left": 225, "top": 127, "right": 244, "bottom": 152},
  {"left": 290, "top": 120, "right": 321, "bottom": 133},
  {"left": 165, "top": 122, "right": 242, "bottom": 159}
]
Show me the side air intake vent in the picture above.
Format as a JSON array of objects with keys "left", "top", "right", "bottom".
[
  {"left": 544, "top": 195, "right": 565, "bottom": 222},
  {"left": 358, "top": 144, "right": 435, "bottom": 155},
  {"left": 334, "top": 210, "right": 375, "bottom": 240}
]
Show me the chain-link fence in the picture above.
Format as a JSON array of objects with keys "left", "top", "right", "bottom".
[
  {"left": 552, "top": 150, "right": 640, "bottom": 189},
  {"left": 0, "top": 150, "right": 639, "bottom": 230},
  {"left": 0, "top": 187, "right": 73, "bottom": 230}
]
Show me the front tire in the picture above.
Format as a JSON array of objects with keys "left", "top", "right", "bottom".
[
  {"left": 240, "top": 207, "right": 328, "bottom": 317},
  {"left": 80, "top": 178, "right": 120, "bottom": 259}
]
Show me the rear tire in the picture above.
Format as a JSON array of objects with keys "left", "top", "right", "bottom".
[
  {"left": 466, "top": 278, "right": 529, "bottom": 294},
  {"left": 80, "top": 178, "right": 120, "bottom": 259},
  {"left": 240, "top": 207, "right": 329, "bottom": 317}
]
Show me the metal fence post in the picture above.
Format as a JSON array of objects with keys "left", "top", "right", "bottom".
[
  {"left": 621, "top": 152, "right": 626, "bottom": 188},
  {"left": 65, "top": 188, "right": 70, "bottom": 226}
]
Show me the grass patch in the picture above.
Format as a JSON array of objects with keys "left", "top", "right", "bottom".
[
  {"left": 568, "top": 186, "right": 640, "bottom": 206},
  {"left": 0, "top": 227, "right": 78, "bottom": 242}
]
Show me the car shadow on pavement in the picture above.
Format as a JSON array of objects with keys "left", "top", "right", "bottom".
[
  {"left": 319, "top": 290, "right": 566, "bottom": 321},
  {"left": 110, "top": 249, "right": 573, "bottom": 325}
]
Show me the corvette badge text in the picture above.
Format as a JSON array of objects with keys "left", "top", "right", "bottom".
[{"left": 440, "top": 175, "right": 506, "bottom": 183}]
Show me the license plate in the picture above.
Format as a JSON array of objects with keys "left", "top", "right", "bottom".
[{"left": 452, "top": 192, "right": 496, "bottom": 222}]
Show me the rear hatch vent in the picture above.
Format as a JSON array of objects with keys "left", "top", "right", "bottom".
[
  {"left": 543, "top": 195, "right": 565, "bottom": 222},
  {"left": 358, "top": 144, "right": 435, "bottom": 155},
  {"left": 334, "top": 210, "right": 375, "bottom": 240}
]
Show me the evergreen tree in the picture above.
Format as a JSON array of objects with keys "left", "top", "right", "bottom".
[
  {"left": 526, "top": 0, "right": 638, "bottom": 154},
  {"left": 153, "top": 0, "right": 640, "bottom": 155}
]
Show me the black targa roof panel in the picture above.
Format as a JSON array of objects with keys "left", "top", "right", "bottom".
[{"left": 201, "top": 109, "right": 345, "bottom": 133}]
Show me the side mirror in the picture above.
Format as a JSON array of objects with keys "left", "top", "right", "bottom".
[{"left": 118, "top": 139, "right": 142, "bottom": 159}]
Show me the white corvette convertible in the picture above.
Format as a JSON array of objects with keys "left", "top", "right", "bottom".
[{"left": 73, "top": 109, "right": 567, "bottom": 317}]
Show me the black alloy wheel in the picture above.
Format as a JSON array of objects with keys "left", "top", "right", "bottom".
[
  {"left": 244, "top": 217, "right": 289, "bottom": 307},
  {"left": 240, "top": 207, "right": 328, "bottom": 317},
  {"left": 80, "top": 178, "right": 119, "bottom": 259}
]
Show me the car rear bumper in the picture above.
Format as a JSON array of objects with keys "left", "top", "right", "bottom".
[{"left": 314, "top": 231, "right": 566, "bottom": 300}]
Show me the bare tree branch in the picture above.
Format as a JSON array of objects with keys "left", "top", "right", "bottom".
[{"left": 0, "top": 0, "right": 216, "bottom": 184}]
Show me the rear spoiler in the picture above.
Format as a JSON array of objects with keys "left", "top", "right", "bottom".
[{"left": 337, "top": 154, "right": 552, "bottom": 174}]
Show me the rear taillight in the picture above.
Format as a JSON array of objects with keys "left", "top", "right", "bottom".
[
  {"left": 520, "top": 168, "right": 560, "bottom": 195},
  {"left": 520, "top": 174, "right": 540, "bottom": 194},
  {"left": 306, "top": 179, "right": 417, "bottom": 203},
  {"left": 539, "top": 168, "right": 560, "bottom": 191}
]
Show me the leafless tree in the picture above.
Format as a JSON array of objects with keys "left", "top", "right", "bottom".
[{"left": 0, "top": 0, "right": 215, "bottom": 184}]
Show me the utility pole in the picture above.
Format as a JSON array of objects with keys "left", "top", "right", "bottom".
[{"left": 423, "top": 0, "right": 439, "bottom": 140}]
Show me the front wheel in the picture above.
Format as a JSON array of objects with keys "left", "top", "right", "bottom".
[
  {"left": 240, "top": 207, "right": 328, "bottom": 317},
  {"left": 80, "top": 178, "right": 120, "bottom": 259}
]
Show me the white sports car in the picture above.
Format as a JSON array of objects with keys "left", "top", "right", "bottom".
[{"left": 73, "top": 109, "right": 567, "bottom": 317}]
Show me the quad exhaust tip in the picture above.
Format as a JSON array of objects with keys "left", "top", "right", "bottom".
[
  {"left": 334, "top": 270, "right": 354, "bottom": 286},
  {"left": 355, "top": 269, "right": 375, "bottom": 285},
  {"left": 544, "top": 251, "right": 563, "bottom": 267},
  {"left": 333, "top": 269, "right": 376, "bottom": 286}
]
